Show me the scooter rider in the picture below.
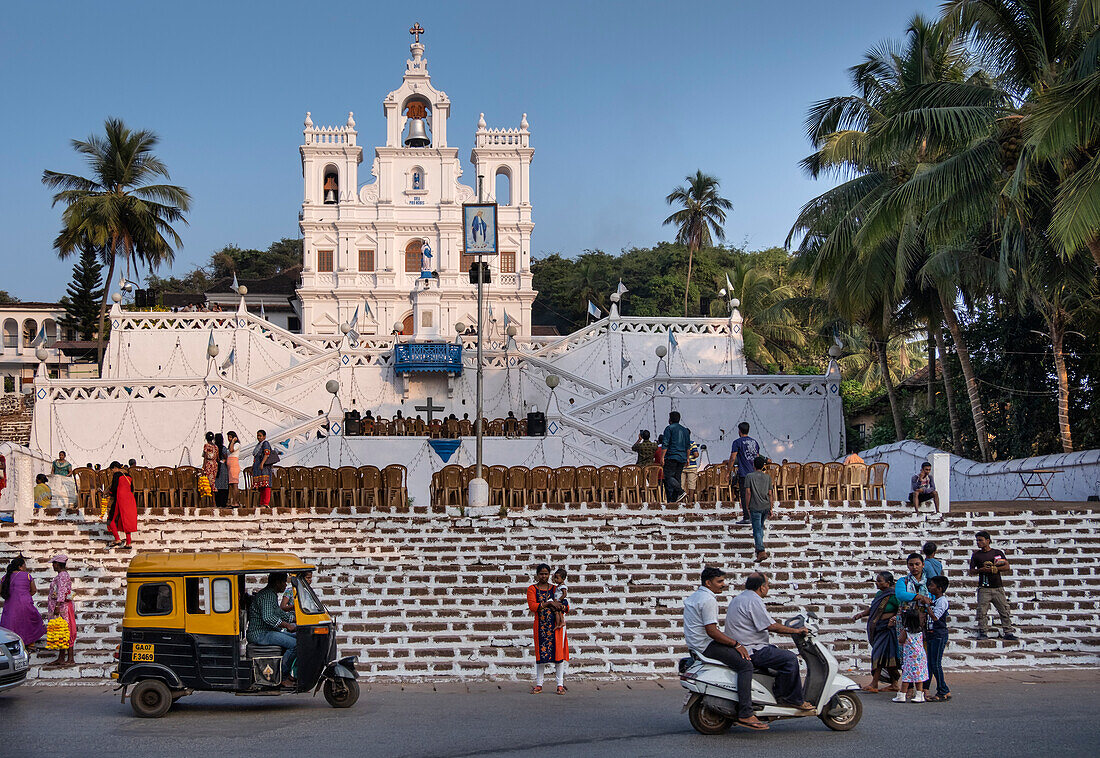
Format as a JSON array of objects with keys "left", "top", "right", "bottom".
[
  {"left": 682, "top": 567, "right": 769, "bottom": 731},
  {"left": 725, "top": 572, "right": 814, "bottom": 711}
]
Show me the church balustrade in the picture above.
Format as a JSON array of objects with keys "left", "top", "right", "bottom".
[{"left": 393, "top": 342, "right": 463, "bottom": 375}]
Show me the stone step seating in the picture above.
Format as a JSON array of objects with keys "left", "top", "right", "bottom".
[{"left": 5, "top": 499, "right": 1100, "bottom": 683}]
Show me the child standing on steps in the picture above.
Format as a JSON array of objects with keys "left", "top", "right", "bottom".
[
  {"left": 925, "top": 576, "right": 952, "bottom": 701},
  {"left": 894, "top": 607, "right": 929, "bottom": 703},
  {"left": 552, "top": 569, "right": 568, "bottom": 631}
]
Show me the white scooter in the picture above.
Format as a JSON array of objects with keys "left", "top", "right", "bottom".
[{"left": 678, "top": 611, "right": 862, "bottom": 734}]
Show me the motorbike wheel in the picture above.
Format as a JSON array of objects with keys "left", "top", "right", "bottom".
[
  {"left": 130, "top": 679, "right": 173, "bottom": 718},
  {"left": 819, "top": 692, "right": 862, "bottom": 731},
  {"left": 323, "top": 678, "right": 360, "bottom": 708},
  {"left": 688, "top": 699, "right": 733, "bottom": 735}
]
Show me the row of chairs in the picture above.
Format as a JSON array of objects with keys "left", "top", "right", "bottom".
[
  {"left": 345, "top": 417, "right": 526, "bottom": 439},
  {"left": 429, "top": 464, "right": 741, "bottom": 509},
  {"left": 71, "top": 465, "right": 410, "bottom": 510},
  {"left": 763, "top": 461, "right": 888, "bottom": 501}
]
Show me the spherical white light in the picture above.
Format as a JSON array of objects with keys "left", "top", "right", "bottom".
[
  {"left": 828, "top": 345, "right": 842, "bottom": 358},
  {"left": 610, "top": 292, "right": 620, "bottom": 303},
  {"left": 207, "top": 343, "right": 220, "bottom": 358},
  {"left": 237, "top": 285, "right": 248, "bottom": 296},
  {"left": 393, "top": 323, "right": 403, "bottom": 334},
  {"left": 35, "top": 347, "right": 49, "bottom": 362},
  {"left": 730, "top": 298, "right": 740, "bottom": 309},
  {"left": 111, "top": 293, "right": 122, "bottom": 303},
  {"left": 545, "top": 375, "right": 560, "bottom": 389},
  {"left": 506, "top": 325, "right": 518, "bottom": 337},
  {"left": 455, "top": 322, "right": 467, "bottom": 334},
  {"left": 340, "top": 322, "right": 351, "bottom": 334},
  {"left": 655, "top": 345, "right": 668, "bottom": 358},
  {"left": 325, "top": 379, "right": 340, "bottom": 395}
]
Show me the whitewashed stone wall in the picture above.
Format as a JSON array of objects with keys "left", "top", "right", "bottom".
[{"left": 859, "top": 440, "right": 1100, "bottom": 502}]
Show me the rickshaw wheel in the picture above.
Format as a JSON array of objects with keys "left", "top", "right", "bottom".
[
  {"left": 323, "top": 678, "right": 360, "bottom": 708},
  {"left": 131, "top": 679, "right": 173, "bottom": 718}
]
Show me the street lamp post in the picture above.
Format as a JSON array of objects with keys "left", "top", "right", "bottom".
[{"left": 469, "top": 174, "right": 489, "bottom": 507}]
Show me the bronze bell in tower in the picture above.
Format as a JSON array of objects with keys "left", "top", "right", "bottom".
[
  {"left": 404, "top": 101, "right": 431, "bottom": 147},
  {"left": 323, "top": 175, "right": 338, "bottom": 204}
]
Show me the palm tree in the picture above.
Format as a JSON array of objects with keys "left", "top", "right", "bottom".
[
  {"left": 42, "top": 118, "right": 191, "bottom": 365},
  {"left": 663, "top": 171, "right": 733, "bottom": 316},
  {"left": 789, "top": 15, "right": 994, "bottom": 454},
  {"left": 712, "top": 261, "right": 808, "bottom": 369}
]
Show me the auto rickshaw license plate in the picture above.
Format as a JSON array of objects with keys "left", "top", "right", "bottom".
[{"left": 132, "top": 643, "right": 154, "bottom": 662}]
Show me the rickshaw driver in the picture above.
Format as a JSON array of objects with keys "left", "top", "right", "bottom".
[{"left": 247, "top": 572, "right": 298, "bottom": 687}]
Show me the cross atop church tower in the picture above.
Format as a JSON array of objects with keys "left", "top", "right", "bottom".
[{"left": 409, "top": 23, "right": 424, "bottom": 43}]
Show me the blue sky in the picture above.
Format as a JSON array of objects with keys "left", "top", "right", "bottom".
[{"left": 0, "top": 0, "right": 941, "bottom": 301}]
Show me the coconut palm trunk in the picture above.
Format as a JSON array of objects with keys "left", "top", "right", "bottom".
[
  {"left": 937, "top": 289, "right": 990, "bottom": 461},
  {"left": 926, "top": 327, "right": 936, "bottom": 409},
  {"left": 95, "top": 250, "right": 118, "bottom": 369},
  {"left": 930, "top": 316, "right": 963, "bottom": 456},
  {"left": 875, "top": 337, "right": 905, "bottom": 441},
  {"left": 1047, "top": 310, "right": 1073, "bottom": 453}
]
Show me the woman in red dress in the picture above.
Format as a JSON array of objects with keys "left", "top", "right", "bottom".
[
  {"left": 526, "top": 563, "right": 569, "bottom": 694},
  {"left": 106, "top": 461, "right": 137, "bottom": 549}
]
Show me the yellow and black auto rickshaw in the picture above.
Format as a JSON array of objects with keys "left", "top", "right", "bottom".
[{"left": 114, "top": 552, "right": 359, "bottom": 717}]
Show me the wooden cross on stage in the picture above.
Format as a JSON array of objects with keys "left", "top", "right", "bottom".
[
  {"left": 409, "top": 23, "right": 425, "bottom": 43},
  {"left": 415, "top": 396, "right": 444, "bottom": 425}
]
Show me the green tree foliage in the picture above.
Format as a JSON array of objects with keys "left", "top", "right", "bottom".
[
  {"left": 663, "top": 171, "right": 734, "bottom": 316},
  {"left": 42, "top": 118, "right": 191, "bottom": 365},
  {"left": 58, "top": 244, "right": 105, "bottom": 340},
  {"left": 0, "top": 291, "right": 19, "bottom": 305},
  {"left": 146, "top": 238, "right": 304, "bottom": 294}
]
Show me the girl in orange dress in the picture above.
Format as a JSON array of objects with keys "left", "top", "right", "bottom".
[{"left": 526, "top": 563, "right": 569, "bottom": 694}]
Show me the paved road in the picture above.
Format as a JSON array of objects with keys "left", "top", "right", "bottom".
[{"left": 2, "top": 675, "right": 1097, "bottom": 757}]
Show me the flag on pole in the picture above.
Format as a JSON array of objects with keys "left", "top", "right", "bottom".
[
  {"left": 207, "top": 331, "right": 216, "bottom": 357},
  {"left": 503, "top": 310, "right": 514, "bottom": 327},
  {"left": 616, "top": 280, "right": 629, "bottom": 295},
  {"left": 35, "top": 324, "right": 48, "bottom": 346},
  {"left": 725, "top": 272, "right": 734, "bottom": 294},
  {"left": 621, "top": 355, "right": 630, "bottom": 371},
  {"left": 349, "top": 305, "right": 361, "bottom": 341},
  {"left": 220, "top": 347, "right": 235, "bottom": 370},
  {"left": 488, "top": 303, "right": 496, "bottom": 322},
  {"left": 260, "top": 302, "right": 267, "bottom": 321},
  {"left": 587, "top": 301, "right": 601, "bottom": 320},
  {"left": 668, "top": 330, "right": 678, "bottom": 349},
  {"left": 232, "top": 272, "right": 240, "bottom": 293}
]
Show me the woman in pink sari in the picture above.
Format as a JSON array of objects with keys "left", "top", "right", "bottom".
[
  {"left": 47, "top": 554, "right": 77, "bottom": 666},
  {"left": 1, "top": 556, "right": 46, "bottom": 650}
]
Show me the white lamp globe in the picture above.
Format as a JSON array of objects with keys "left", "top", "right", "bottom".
[
  {"left": 111, "top": 293, "right": 122, "bottom": 303},
  {"left": 207, "top": 343, "right": 220, "bottom": 358},
  {"left": 610, "top": 292, "right": 620, "bottom": 303},
  {"left": 237, "top": 285, "right": 248, "bottom": 296},
  {"left": 455, "top": 322, "right": 467, "bottom": 334},
  {"left": 655, "top": 345, "right": 668, "bottom": 358},
  {"left": 325, "top": 379, "right": 340, "bottom": 395},
  {"left": 545, "top": 375, "right": 560, "bottom": 389},
  {"left": 506, "top": 324, "right": 518, "bottom": 337},
  {"left": 730, "top": 298, "right": 740, "bottom": 309},
  {"left": 828, "top": 345, "right": 842, "bottom": 358},
  {"left": 340, "top": 322, "right": 351, "bottom": 334},
  {"left": 35, "top": 347, "right": 49, "bottom": 362}
]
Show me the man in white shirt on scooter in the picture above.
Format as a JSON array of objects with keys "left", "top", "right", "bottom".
[
  {"left": 682, "top": 567, "right": 769, "bottom": 731},
  {"left": 725, "top": 572, "right": 814, "bottom": 711}
]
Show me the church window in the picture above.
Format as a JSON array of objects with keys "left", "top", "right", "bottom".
[
  {"left": 404, "top": 240, "right": 423, "bottom": 274},
  {"left": 495, "top": 168, "right": 512, "bottom": 206},
  {"left": 359, "top": 249, "right": 375, "bottom": 272},
  {"left": 317, "top": 250, "right": 334, "bottom": 272},
  {"left": 500, "top": 251, "right": 516, "bottom": 274},
  {"left": 461, "top": 252, "right": 477, "bottom": 275},
  {"left": 323, "top": 169, "right": 339, "bottom": 204}
]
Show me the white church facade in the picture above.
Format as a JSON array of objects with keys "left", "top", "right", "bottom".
[{"left": 298, "top": 32, "right": 536, "bottom": 339}]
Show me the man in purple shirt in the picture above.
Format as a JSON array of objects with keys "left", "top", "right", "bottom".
[{"left": 727, "top": 422, "right": 762, "bottom": 525}]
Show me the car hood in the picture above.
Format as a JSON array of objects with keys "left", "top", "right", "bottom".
[{"left": 0, "top": 626, "right": 24, "bottom": 644}]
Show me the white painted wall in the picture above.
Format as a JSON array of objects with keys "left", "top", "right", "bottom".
[{"left": 859, "top": 440, "right": 1100, "bottom": 502}]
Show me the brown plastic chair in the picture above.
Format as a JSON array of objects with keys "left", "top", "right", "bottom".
[
  {"left": 486, "top": 465, "right": 507, "bottom": 506},
  {"left": 780, "top": 462, "right": 803, "bottom": 500},
  {"left": 73, "top": 468, "right": 96, "bottom": 512},
  {"left": 312, "top": 467, "right": 336, "bottom": 507},
  {"left": 574, "top": 466, "right": 598, "bottom": 503},
  {"left": 382, "top": 464, "right": 408, "bottom": 509},
  {"left": 598, "top": 465, "right": 619, "bottom": 502},
  {"left": 176, "top": 467, "right": 199, "bottom": 507},
  {"left": 842, "top": 463, "right": 868, "bottom": 500},
  {"left": 763, "top": 463, "right": 781, "bottom": 502},
  {"left": 458, "top": 419, "right": 473, "bottom": 437},
  {"left": 552, "top": 466, "right": 576, "bottom": 504},
  {"left": 869, "top": 462, "right": 889, "bottom": 500},
  {"left": 529, "top": 466, "right": 551, "bottom": 504},
  {"left": 440, "top": 465, "right": 464, "bottom": 508},
  {"left": 375, "top": 420, "right": 391, "bottom": 437},
  {"left": 801, "top": 462, "right": 825, "bottom": 500},
  {"left": 270, "top": 467, "right": 290, "bottom": 508},
  {"left": 506, "top": 466, "right": 529, "bottom": 508},
  {"left": 714, "top": 466, "right": 734, "bottom": 503},
  {"left": 428, "top": 420, "right": 443, "bottom": 439},
  {"left": 336, "top": 466, "right": 359, "bottom": 508},
  {"left": 618, "top": 465, "right": 642, "bottom": 503},
  {"left": 823, "top": 462, "right": 843, "bottom": 500},
  {"left": 643, "top": 465, "right": 663, "bottom": 502},
  {"left": 357, "top": 466, "right": 382, "bottom": 508},
  {"left": 151, "top": 467, "right": 174, "bottom": 507},
  {"left": 240, "top": 469, "right": 255, "bottom": 506},
  {"left": 287, "top": 467, "right": 311, "bottom": 508},
  {"left": 488, "top": 419, "right": 505, "bottom": 437}
]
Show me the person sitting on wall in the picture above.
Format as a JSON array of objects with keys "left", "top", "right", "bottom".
[{"left": 910, "top": 462, "right": 940, "bottom": 513}]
